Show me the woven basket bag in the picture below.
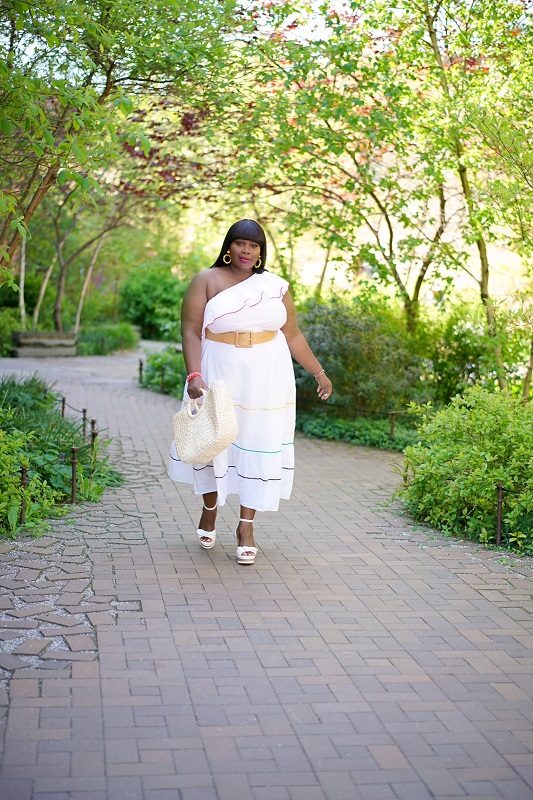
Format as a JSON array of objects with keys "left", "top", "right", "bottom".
[{"left": 172, "top": 379, "right": 238, "bottom": 464}]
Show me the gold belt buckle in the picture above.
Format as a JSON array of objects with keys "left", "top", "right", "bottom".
[{"left": 235, "top": 331, "right": 253, "bottom": 347}]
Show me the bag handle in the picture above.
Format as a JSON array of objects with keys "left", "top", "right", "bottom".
[{"left": 186, "top": 387, "right": 207, "bottom": 419}]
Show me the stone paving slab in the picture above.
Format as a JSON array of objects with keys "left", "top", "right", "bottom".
[{"left": 0, "top": 350, "right": 532, "bottom": 799}]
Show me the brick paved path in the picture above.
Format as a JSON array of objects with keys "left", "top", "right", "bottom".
[{"left": 0, "top": 350, "right": 533, "bottom": 800}]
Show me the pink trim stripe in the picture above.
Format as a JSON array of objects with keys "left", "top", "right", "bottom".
[{"left": 203, "top": 285, "right": 287, "bottom": 334}]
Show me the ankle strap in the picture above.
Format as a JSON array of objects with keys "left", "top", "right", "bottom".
[
  {"left": 203, "top": 502, "right": 217, "bottom": 511},
  {"left": 239, "top": 518, "right": 253, "bottom": 523}
]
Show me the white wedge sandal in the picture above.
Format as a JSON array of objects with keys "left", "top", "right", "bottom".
[
  {"left": 235, "top": 519, "right": 258, "bottom": 565},
  {"left": 197, "top": 502, "right": 217, "bottom": 550}
]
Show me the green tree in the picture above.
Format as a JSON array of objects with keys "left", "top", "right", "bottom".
[
  {"left": 221, "top": 0, "right": 531, "bottom": 387},
  {"left": 0, "top": 0, "right": 240, "bottom": 275}
]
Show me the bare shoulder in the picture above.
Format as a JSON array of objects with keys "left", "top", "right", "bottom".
[
  {"left": 187, "top": 269, "right": 212, "bottom": 289},
  {"left": 184, "top": 269, "right": 211, "bottom": 299},
  {"left": 282, "top": 289, "right": 296, "bottom": 310}
]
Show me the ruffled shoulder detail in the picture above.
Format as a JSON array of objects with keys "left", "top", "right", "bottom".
[{"left": 203, "top": 271, "right": 289, "bottom": 333}]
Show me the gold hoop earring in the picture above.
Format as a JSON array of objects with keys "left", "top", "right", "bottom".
[
  {"left": 222, "top": 250, "right": 231, "bottom": 265},
  {"left": 254, "top": 257, "right": 262, "bottom": 269}
]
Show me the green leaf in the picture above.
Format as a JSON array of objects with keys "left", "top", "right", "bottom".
[
  {"left": 1, "top": 118, "right": 12, "bottom": 136},
  {"left": 139, "top": 132, "right": 151, "bottom": 156},
  {"left": 120, "top": 97, "right": 134, "bottom": 114},
  {"left": 8, "top": 505, "right": 18, "bottom": 533},
  {"left": 72, "top": 143, "right": 86, "bottom": 163},
  {"left": 57, "top": 169, "right": 68, "bottom": 186}
]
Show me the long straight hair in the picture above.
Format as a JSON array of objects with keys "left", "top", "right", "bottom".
[{"left": 211, "top": 219, "right": 267, "bottom": 272}]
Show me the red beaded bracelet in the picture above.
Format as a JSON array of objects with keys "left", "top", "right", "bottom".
[{"left": 186, "top": 372, "right": 202, "bottom": 383}]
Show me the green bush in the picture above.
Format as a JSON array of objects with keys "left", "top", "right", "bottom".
[
  {"left": 419, "top": 302, "right": 520, "bottom": 404},
  {"left": 296, "top": 291, "right": 533, "bottom": 415},
  {"left": 399, "top": 387, "right": 533, "bottom": 553},
  {"left": 119, "top": 264, "right": 188, "bottom": 340},
  {"left": 0, "top": 308, "right": 20, "bottom": 356},
  {"left": 0, "top": 427, "right": 60, "bottom": 536},
  {"left": 78, "top": 322, "right": 139, "bottom": 355},
  {"left": 296, "top": 292, "right": 429, "bottom": 415},
  {"left": 0, "top": 374, "right": 121, "bottom": 537},
  {"left": 0, "top": 274, "right": 41, "bottom": 314},
  {"left": 141, "top": 346, "right": 186, "bottom": 398},
  {"left": 0, "top": 372, "right": 56, "bottom": 412},
  {"left": 296, "top": 412, "right": 420, "bottom": 451}
]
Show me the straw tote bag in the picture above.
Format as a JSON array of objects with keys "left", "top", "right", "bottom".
[{"left": 172, "top": 380, "right": 238, "bottom": 464}]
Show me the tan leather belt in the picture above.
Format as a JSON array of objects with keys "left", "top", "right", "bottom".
[{"left": 205, "top": 329, "right": 277, "bottom": 348}]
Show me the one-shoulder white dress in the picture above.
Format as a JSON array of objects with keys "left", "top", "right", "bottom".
[{"left": 168, "top": 271, "right": 296, "bottom": 512}]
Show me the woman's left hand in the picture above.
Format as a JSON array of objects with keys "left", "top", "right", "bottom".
[{"left": 316, "top": 373, "right": 332, "bottom": 401}]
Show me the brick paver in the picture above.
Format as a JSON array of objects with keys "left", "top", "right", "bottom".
[{"left": 0, "top": 349, "right": 532, "bottom": 800}]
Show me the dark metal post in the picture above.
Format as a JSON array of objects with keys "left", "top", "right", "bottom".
[
  {"left": 160, "top": 365, "right": 165, "bottom": 393},
  {"left": 71, "top": 447, "right": 79, "bottom": 503},
  {"left": 390, "top": 411, "right": 396, "bottom": 441},
  {"left": 82, "top": 408, "right": 87, "bottom": 438},
  {"left": 139, "top": 359, "right": 143, "bottom": 384},
  {"left": 61, "top": 397, "right": 66, "bottom": 418},
  {"left": 20, "top": 466, "right": 27, "bottom": 525},
  {"left": 496, "top": 484, "right": 504, "bottom": 546},
  {"left": 91, "top": 419, "right": 98, "bottom": 449}
]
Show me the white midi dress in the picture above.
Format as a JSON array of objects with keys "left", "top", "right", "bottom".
[{"left": 168, "top": 271, "right": 296, "bottom": 512}]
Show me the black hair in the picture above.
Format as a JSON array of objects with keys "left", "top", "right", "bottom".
[{"left": 211, "top": 219, "right": 267, "bottom": 272}]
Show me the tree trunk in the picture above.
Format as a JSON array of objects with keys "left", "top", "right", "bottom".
[
  {"left": 404, "top": 296, "right": 419, "bottom": 335},
  {"left": 478, "top": 236, "right": 508, "bottom": 390},
  {"left": 522, "top": 334, "right": 533, "bottom": 402},
  {"left": 54, "top": 238, "right": 67, "bottom": 332},
  {"left": 74, "top": 233, "right": 107, "bottom": 334},
  {"left": 0, "top": 163, "right": 58, "bottom": 276},
  {"left": 423, "top": 1, "right": 508, "bottom": 390},
  {"left": 18, "top": 235, "right": 26, "bottom": 331},
  {"left": 315, "top": 242, "right": 332, "bottom": 300},
  {"left": 32, "top": 253, "right": 57, "bottom": 328},
  {"left": 411, "top": 186, "right": 446, "bottom": 314}
]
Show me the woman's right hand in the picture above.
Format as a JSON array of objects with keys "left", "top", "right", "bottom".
[{"left": 187, "top": 375, "right": 209, "bottom": 400}]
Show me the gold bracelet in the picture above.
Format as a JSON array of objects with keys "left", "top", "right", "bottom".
[{"left": 313, "top": 368, "right": 325, "bottom": 380}]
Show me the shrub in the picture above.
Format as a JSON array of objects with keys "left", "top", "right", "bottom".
[
  {"left": 0, "top": 374, "right": 121, "bottom": 537},
  {"left": 296, "top": 292, "right": 429, "bottom": 415},
  {"left": 0, "top": 427, "right": 60, "bottom": 537},
  {"left": 0, "top": 274, "right": 41, "bottom": 314},
  {"left": 296, "top": 412, "right": 420, "bottom": 451},
  {"left": 0, "top": 372, "right": 56, "bottom": 412},
  {"left": 78, "top": 322, "right": 139, "bottom": 355},
  {"left": 118, "top": 264, "right": 188, "bottom": 340},
  {"left": 399, "top": 387, "right": 533, "bottom": 553},
  {"left": 419, "top": 302, "right": 511, "bottom": 404},
  {"left": 141, "top": 346, "right": 186, "bottom": 398},
  {"left": 0, "top": 308, "right": 20, "bottom": 356}
]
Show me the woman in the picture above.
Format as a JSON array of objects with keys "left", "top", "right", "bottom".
[{"left": 168, "top": 219, "right": 332, "bottom": 565}]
